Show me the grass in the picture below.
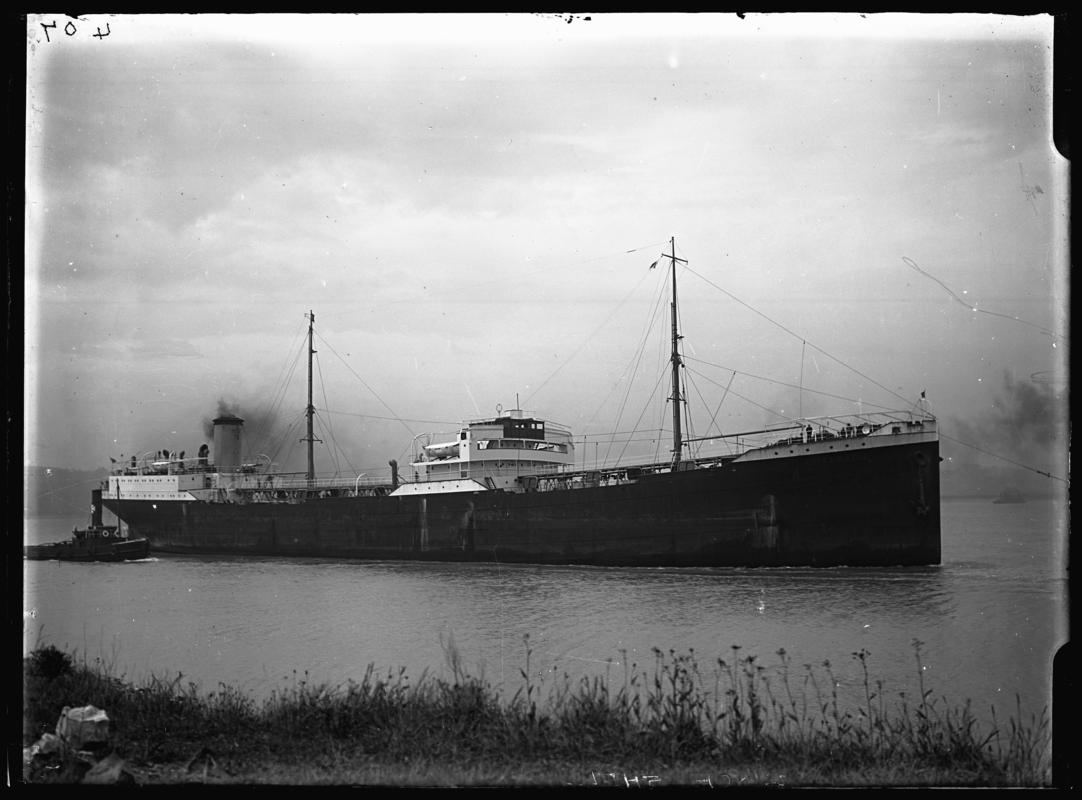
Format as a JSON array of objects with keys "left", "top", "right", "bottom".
[{"left": 21, "top": 636, "right": 1052, "bottom": 786}]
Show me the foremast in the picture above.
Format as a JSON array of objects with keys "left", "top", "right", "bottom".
[
  {"left": 302, "top": 310, "right": 322, "bottom": 485},
  {"left": 665, "top": 237, "right": 688, "bottom": 469}
]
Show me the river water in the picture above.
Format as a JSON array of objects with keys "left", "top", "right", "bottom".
[{"left": 23, "top": 498, "right": 1067, "bottom": 731}]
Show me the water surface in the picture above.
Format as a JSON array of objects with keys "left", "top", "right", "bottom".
[{"left": 23, "top": 498, "right": 1067, "bottom": 728}]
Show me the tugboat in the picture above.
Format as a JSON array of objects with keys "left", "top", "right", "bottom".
[{"left": 25, "top": 490, "right": 149, "bottom": 562}]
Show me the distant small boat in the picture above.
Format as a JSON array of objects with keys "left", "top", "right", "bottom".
[{"left": 992, "top": 488, "right": 1026, "bottom": 505}]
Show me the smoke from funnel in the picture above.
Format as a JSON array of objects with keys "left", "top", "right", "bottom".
[
  {"left": 944, "top": 371, "right": 1066, "bottom": 497},
  {"left": 202, "top": 399, "right": 242, "bottom": 439},
  {"left": 954, "top": 372, "right": 1061, "bottom": 458},
  {"left": 200, "top": 394, "right": 389, "bottom": 477},
  {"left": 202, "top": 397, "right": 289, "bottom": 467}
]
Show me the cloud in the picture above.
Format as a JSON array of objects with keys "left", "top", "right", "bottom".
[
  {"left": 129, "top": 339, "right": 202, "bottom": 358},
  {"left": 25, "top": 14, "right": 1062, "bottom": 475}
]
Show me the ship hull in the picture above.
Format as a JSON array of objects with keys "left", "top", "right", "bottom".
[
  {"left": 24, "top": 538, "right": 151, "bottom": 562},
  {"left": 102, "top": 439, "right": 940, "bottom": 567}
]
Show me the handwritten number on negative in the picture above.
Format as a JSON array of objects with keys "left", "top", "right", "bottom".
[{"left": 39, "top": 19, "right": 111, "bottom": 42}]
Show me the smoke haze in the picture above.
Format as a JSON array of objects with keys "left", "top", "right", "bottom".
[{"left": 943, "top": 372, "right": 1067, "bottom": 498}]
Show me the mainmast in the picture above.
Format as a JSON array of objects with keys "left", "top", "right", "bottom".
[
  {"left": 664, "top": 237, "right": 688, "bottom": 468},
  {"left": 303, "top": 310, "right": 321, "bottom": 484}
]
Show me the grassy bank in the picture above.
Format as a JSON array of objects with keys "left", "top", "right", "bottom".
[{"left": 22, "top": 638, "right": 1051, "bottom": 786}]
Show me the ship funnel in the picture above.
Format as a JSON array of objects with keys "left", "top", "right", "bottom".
[
  {"left": 389, "top": 459, "right": 399, "bottom": 489},
  {"left": 212, "top": 415, "right": 244, "bottom": 469},
  {"left": 91, "top": 488, "right": 103, "bottom": 527}
]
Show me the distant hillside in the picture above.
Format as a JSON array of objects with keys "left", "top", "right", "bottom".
[{"left": 24, "top": 466, "right": 109, "bottom": 517}]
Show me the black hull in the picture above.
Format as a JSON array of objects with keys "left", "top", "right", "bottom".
[
  {"left": 102, "top": 441, "right": 940, "bottom": 567},
  {"left": 24, "top": 538, "right": 151, "bottom": 562}
]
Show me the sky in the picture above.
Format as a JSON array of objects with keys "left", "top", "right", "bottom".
[{"left": 24, "top": 13, "right": 1067, "bottom": 496}]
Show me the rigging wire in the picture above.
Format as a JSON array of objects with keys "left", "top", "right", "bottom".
[
  {"left": 30, "top": 477, "right": 99, "bottom": 514},
  {"left": 615, "top": 362, "right": 672, "bottom": 468},
  {"left": 578, "top": 428, "right": 666, "bottom": 440},
  {"left": 625, "top": 241, "right": 669, "bottom": 254},
  {"left": 679, "top": 336, "right": 695, "bottom": 452},
  {"left": 524, "top": 266, "right": 656, "bottom": 407},
  {"left": 600, "top": 270, "right": 671, "bottom": 466},
  {"left": 584, "top": 264, "right": 670, "bottom": 435},
  {"left": 683, "top": 366, "right": 817, "bottom": 426},
  {"left": 595, "top": 434, "right": 667, "bottom": 445},
  {"left": 315, "top": 333, "right": 417, "bottom": 441},
  {"left": 261, "top": 317, "right": 309, "bottom": 418},
  {"left": 652, "top": 381, "right": 666, "bottom": 466},
  {"left": 265, "top": 412, "right": 305, "bottom": 472},
  {"left": 312, "top": 412, "right": 338, "bottom": 475},
  {"left": 680, "top": 254, "right": 1064, "bottom": 481},
  {"left": 609, "top": 239, "right": 911, "bottom": 455},
  {"left": 700, "top": 371, "right": 738, "bottom": 456},
  {"left": 243, "top": 334, "right": 307, "bottom": 460},
  {"left": 308, "top": 244, "right": 672, "bottom": 468},
  {"left": 322, "top": 409, "right": 459, "bottom": 426},
  {"left": 314, "top": 412, "right": 361, "bottom": 478},
  {"left": 684, "top": 365, "right": 1067, "bottom": 484},
  {"left": 314, "top": 354, "right": 342, "bottom": 474},
  {"left": 681, "top": 355, "right": 898, "bottom": 411},
  {"left": 330, "top": 422, "right": 360, "bottom": 477},
  {"left": 244, "top": 318, "right": 308, "bottom": 457},
  {"left": 30, "top": 473, "right": 106, "bottom": 499},
  {"left": 601, "top": 305, "right": 666, "bottom": 463},
  {"left": 393, "top": 440, "right": 416, "bottom": 472},
  {"left": 799, "top": 339, "right": 806, "bottom": 419},
  {"left": 683, "top": 265, "right": 915, "bottom": 409},
  {"left": 682, "top": 369, "right": 716, "bottom": 458},
  {"left": 939, "top": 432, "right": 1068, "bottom": 485}
]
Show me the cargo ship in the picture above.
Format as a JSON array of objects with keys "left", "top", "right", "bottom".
[{"left": 99, "top": 241, "right": 940, "bottom": 567}]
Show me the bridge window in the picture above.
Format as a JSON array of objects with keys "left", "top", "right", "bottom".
[{"left": 502, "top": 419, "right": 546, "bottom": 440}]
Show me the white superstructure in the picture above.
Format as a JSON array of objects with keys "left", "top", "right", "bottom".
[{"left": 409, "top": 407, "right": 575, "bottom": 491}]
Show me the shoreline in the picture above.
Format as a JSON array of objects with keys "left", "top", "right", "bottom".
[{"left": 22, "top": 642, "right": 1053, "bottom": 787}]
